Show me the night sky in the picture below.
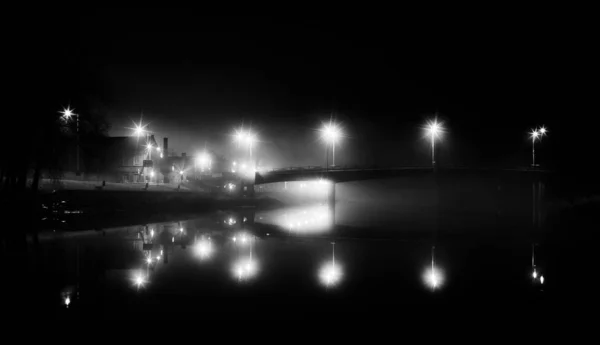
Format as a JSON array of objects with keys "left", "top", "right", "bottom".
[{"left": 26, "top": 10, "right": 594, "bottom": 171}]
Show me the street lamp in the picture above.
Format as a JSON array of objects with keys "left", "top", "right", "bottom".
[
  {"left": 530, "top": 126, "right": 548, "bottom": 167},
  {"left": 425, "top": 119, "right": 443, "bottom": 168},
  {"left": 320, "top": 122, "right": 342, "bottom": 168},
  {"left": 233, "top": 128, "right": 258, "bottom": 158},
  {"left": 60, "top": 106, "right": 80, "bottom": 175}
]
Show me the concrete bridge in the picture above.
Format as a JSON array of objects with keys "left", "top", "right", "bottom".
[
  {"left": 254, "top": 166, "right": 555, "bottom": 232},
  {"left": 255, "top": 166, "right": 552, "bottom": 185}
]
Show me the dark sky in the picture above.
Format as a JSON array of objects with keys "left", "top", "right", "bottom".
[{"left": 31, "top": 10, "right": 594, "bottom": 170}]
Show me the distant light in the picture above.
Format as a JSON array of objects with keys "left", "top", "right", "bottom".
[
  {"left": 539, "top": 126, "right": 547, "bottom": 135},
  {"left": 146, "top": 143, "right": 153, "bottom": 150},
  {"left": 320, "top": 123, "right": 342, "bottom": 144},
  {"left": 172, "top": 165, "right": 175, "bottom": 171},
  {"left": 193, "top": 238, "right": 214, "bottom": 260},
  {"left": 180, "top": 170, "right": 184, "bottom": 175},
  {"left": 150, "top": 229, "right": 154, "bottom": 238},
  {"left": 180, "top": 227, "right": 184, "bottom": 233},
  {"left": 150, "top": 171, "right": 155, "bottom": 177},
  {"left": 319, "top": 261, "right": 343, "bottom": 287},
  {"left": 160, "top": 249, "right": 163, "bottom": 255},
  {"left": 132, "top": 272, "right": 146, "bottom": 288},
  {"left": 160, "top": 153, "right": 163, "bottom": 159},
  {"left": 531, "top": 129, "right": 540, "bottom": 140},
  {"left": 232, "top": 236, "right": 237, "bottom": 242},
  {"left": 232, "top": 257, "right": 259, "bottom": 282},
  {"left": 540, "top": 276, "right": 545, "bottom": 284},
  {"left": 423, "top": 267, "right": 444, "bottom": 290},
  {"left": 60, "top": 106, "right": 75, "bottom": 119},
  {"left": 64, "top": 296, "right": 71, "bottom": 307},
  {"left": 157, "top": 147, "right": 161, "bottom": 152},
  {"left": 233, "top": 161, "right": 237, "bottom": 166},
  {"left": 532, "top": 270, "right": 537, "bottom": 279},
  {"left": 147, "top": 257, "right": 153, "bottom": 264},
  {"left": 426, "top": 119, "right": 443, "bottom": 138},
  {"left": 241, "top": 164, "right": 247, "bottom": 170},
  {"left": 172, "top": 236, "right": 175, "bottom": 243}
]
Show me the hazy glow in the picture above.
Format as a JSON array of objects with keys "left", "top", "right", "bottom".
[
  {"left": 157, "top": 147, "right": 161, "bottom": 153},
  {"left": 60, "top": 106, "right": 75, "bottom": 119},
  {"left": 530, "top": 129, "right": 539, "bottom": 140},
  {"left": 423, "top": 267, "right": 444, "bottom": 290},
  {"left": 180, "top": 227, "right": 184, "bottom": 233},
  {"left": 532, "top": 270, "right": 537, "bottom": 279},
  {"left": 319, "top": 261, "right": 343, "bottom": 287},
  {"left": 64, "top": 296, "right": 71, "bottom": 307},
  {"left": 150, "top": 229, "right": 154, "bottom": 238},
  {"left": 147, "top": 257, "right": 153, "bottom": 264},
  {"left": 193, "top": 238, "right": 214, "bottom": 260},
  {"left": 233, "top": 128, "right": 258, "bottom": 150},
  {"left": 232, "top": 257, "right": 259, "bottom": 282},
  {"left": 539, "top": 126, "right": 547, "bottom": 135},
  {"left": 232, "top": 232, "right": 253, "bottom": 247},
  {"left": 150, "top": 171, "right": 155, "bottom": 178},
  {"left": 540, "top": 276, "right": 545, "bottom": 284},
  {"left": 132, "top": 271, "right": 147, "bottom": 289},
  {"left": 426, "top": 119, "right": 443, "bottom": 138},
  {"left": 146, "top": 143, "right": 153, "bottom": 150},
  {"left": 257, "top": 203, "right": 333, "bottom": 235},
  {"left": 320, "top": 123, "right": 342, "bottom": 144},
  {"left": 226, "top": 217, "right": 236, "bottom": 225},
  {"left": 197, "top": 151, "right": 212, "bottom": 170}
]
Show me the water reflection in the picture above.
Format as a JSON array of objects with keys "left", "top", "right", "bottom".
[
  {"left": 193, "top": 236, "right": 214, "bottom": 261},
  {"left": 256, "top": 204, "right": 333, "bottom": 235},
  {"left": 423, "top": 246, "right": 444, "bottom": 291},
  {"left": 531, "top": 243, "right": 545, "bottom": 286},
  {"left": 319, "top": 242, "right": 343, "bottom": 288},
  {"left": 232, "top": 245, "right": 259, "bottom": 282}
]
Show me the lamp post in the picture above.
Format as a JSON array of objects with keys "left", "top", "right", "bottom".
[
  {"left": 426, "top": 120, "right": 442, "bottom": 168},
  {"left": 60, "top": 106, "right": 80, "bottom": 175},
  {"left": 530, "top": 126, "right": 548, "bottom": 167},
  {"left": 320, "top": 122, "right": 342, "bottom": 168}
]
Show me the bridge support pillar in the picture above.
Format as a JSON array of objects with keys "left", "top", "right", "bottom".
[{"left": 328, "top": 182, "right": 336, "bottom": 225}]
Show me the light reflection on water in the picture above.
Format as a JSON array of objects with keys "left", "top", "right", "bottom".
[
  {"left": 49, "top": 205, "right": 548, "bottom": 312},
  {"left": 255, "top": 203, "right": 334, "bottom": 235}
]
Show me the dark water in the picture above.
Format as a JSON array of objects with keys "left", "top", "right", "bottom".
[{"left": 5, "top": 179, "right": 596, "bottom": 320}]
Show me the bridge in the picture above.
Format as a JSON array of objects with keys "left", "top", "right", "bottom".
[
  {"left": 254, "top": 166, "right": 553, "bottom": 231},
  {"left": 255, "top": 166, "right": 552, "bottom": 185}
]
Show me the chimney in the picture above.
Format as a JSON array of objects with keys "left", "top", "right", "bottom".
[{"left": 163, "top": 138, "right": 168, "bottom": 155}]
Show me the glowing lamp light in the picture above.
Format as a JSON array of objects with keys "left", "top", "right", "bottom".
[
  {"left": 146, "top": 143, "right": 153, "bottom": 150},
  {"left": 179, "top": 170, "right": 184, "bottom": 175},
  {"left": 180, "top": 227, "right": 184, "bottom": 233},
  {"left": 540, "top": 276, "right": 545, "bottom": 284},
  {"left": 147, "top": 257, "right": 153, "bottom": 264},
  {"left": 172, "top": 236, "right": 175, "bottom": 243},
  {"left": 319, "top": 261, "right": 343, "bottom": 287},
  {"left": 150, "top": 229, "right": 154, "bottom": 238},
  {"left": 150, "top": 171, "right": 155, "bottom": 178},
  {"left": 321, "top": 123, "right": 342, "bottom": 144},
  {"left": 532, "top": 270, "right": 538, "bottom": 279},
  {"left": 132, "top": 272, "right": 147, "bottom": 289},
  {"left": 423, "top": 267, "right": 444, "bottom": 290},
  {"left": 60, "top": 106, "right": 75, "bottom": 119},
  {"left": 64, "top": 296, "right": 71, "bottom": 307},
  {"left": 232, "top": 257, "right": 259, "bottom": 282},
  {"left": 194, "top": 238, "right": 214, "bottom": 260}
]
